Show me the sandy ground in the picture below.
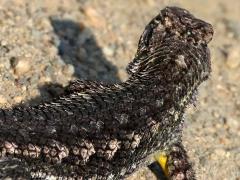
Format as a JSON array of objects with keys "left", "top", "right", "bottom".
[{"left": 0, "top": 0, "right": 239, "bottom": 179}]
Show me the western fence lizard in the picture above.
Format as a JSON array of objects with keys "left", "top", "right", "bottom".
[{"left": 0, "top": 6, "right": 213, "bottom": 180}]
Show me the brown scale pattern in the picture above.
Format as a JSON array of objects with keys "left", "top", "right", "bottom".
[{"left": 0, "top": 6, "right": 213, "bottom": 180}]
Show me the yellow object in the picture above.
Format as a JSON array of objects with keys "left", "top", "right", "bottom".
[{"left": 154, "top": 152, "right": 169, "bottom": 177}]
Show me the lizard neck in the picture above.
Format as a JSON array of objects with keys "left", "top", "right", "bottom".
[{"left": 123, "top": 68, "right": 197, "bottom": 127}]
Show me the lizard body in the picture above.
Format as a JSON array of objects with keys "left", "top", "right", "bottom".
[{"left": 0, "top": 7, "right": 213, "bottom": 180}]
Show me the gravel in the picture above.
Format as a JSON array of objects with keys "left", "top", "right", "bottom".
[{"left": 0, "top": 0, "right": 239, "bottom": 179}]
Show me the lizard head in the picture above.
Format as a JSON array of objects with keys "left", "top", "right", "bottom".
[
  {"left": 160, "top": 7, "right": 213, "bottom": 44},
  {"left": 127, "top": 6, "right": 213, "bottom": 82},
  {"left": 140, "top": 6, "right": 214, "bottom": 50}
]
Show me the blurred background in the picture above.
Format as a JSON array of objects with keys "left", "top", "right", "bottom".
[{"left": 0, "top": 0, "right": 239, "bottom": 179}]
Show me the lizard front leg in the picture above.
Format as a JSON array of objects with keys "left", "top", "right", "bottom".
[
  {"left": 154, "top": 117, "right": 196, "bottom": 180},
  {"left": 156, "top": 142, "right": 196, "bottom": 180}
]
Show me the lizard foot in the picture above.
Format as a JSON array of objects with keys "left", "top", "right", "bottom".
[
  {"left": 154, "top": 152, "right": 169, "bottom": 178},
  {"left": 154, "top": 143, "right": 196, "bottom": 180}
]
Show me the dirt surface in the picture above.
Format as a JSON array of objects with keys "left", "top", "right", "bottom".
[{"left": 0, "top": 0, "right": 239, "bottom": 179}]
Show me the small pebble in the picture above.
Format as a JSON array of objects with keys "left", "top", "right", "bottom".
[
  {"left": 77, "top": 28, "right": 92, "bottom": 46},
  {"left": 44, "top": 65, "right": 54, "bottom": 77},
  {"left": 103, "top": 45, "right": 115, "bottom": 56},
  {"left": 0, "top": 95, "right": 7, "bottom": 105},
  {"left": 13, "top": 96, "right": 24, "bottom": 104},
  {"left": 83, "top": 6, "right": 106, "bottom": 28},
  {"left": 77, "top": 47, "right": 88, "bottom": 61},
  {"left": 118, "top": 69, "right": 128, "bottom": 81},
  {"left": 11, "top": 57, "right": 31, "bottom": 76},
  {"left": 226, "top": 46, "right": 240, "bottom": 69},
  {"left": 214, "top": 148, "right": 227, "bottom": 157},
  {"left": 63, "top": 64, "right": 75, "bottom": 76},
  {"left": 226, "top": 20, "right": 240, "bottom": 38},
  {"left": 0, "top": 40, "right": 8, "bottom": 46}
]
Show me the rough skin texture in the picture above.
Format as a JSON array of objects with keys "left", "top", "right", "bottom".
[{"left": 0, "top": 7, "right": 213, "bottom": 180}]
